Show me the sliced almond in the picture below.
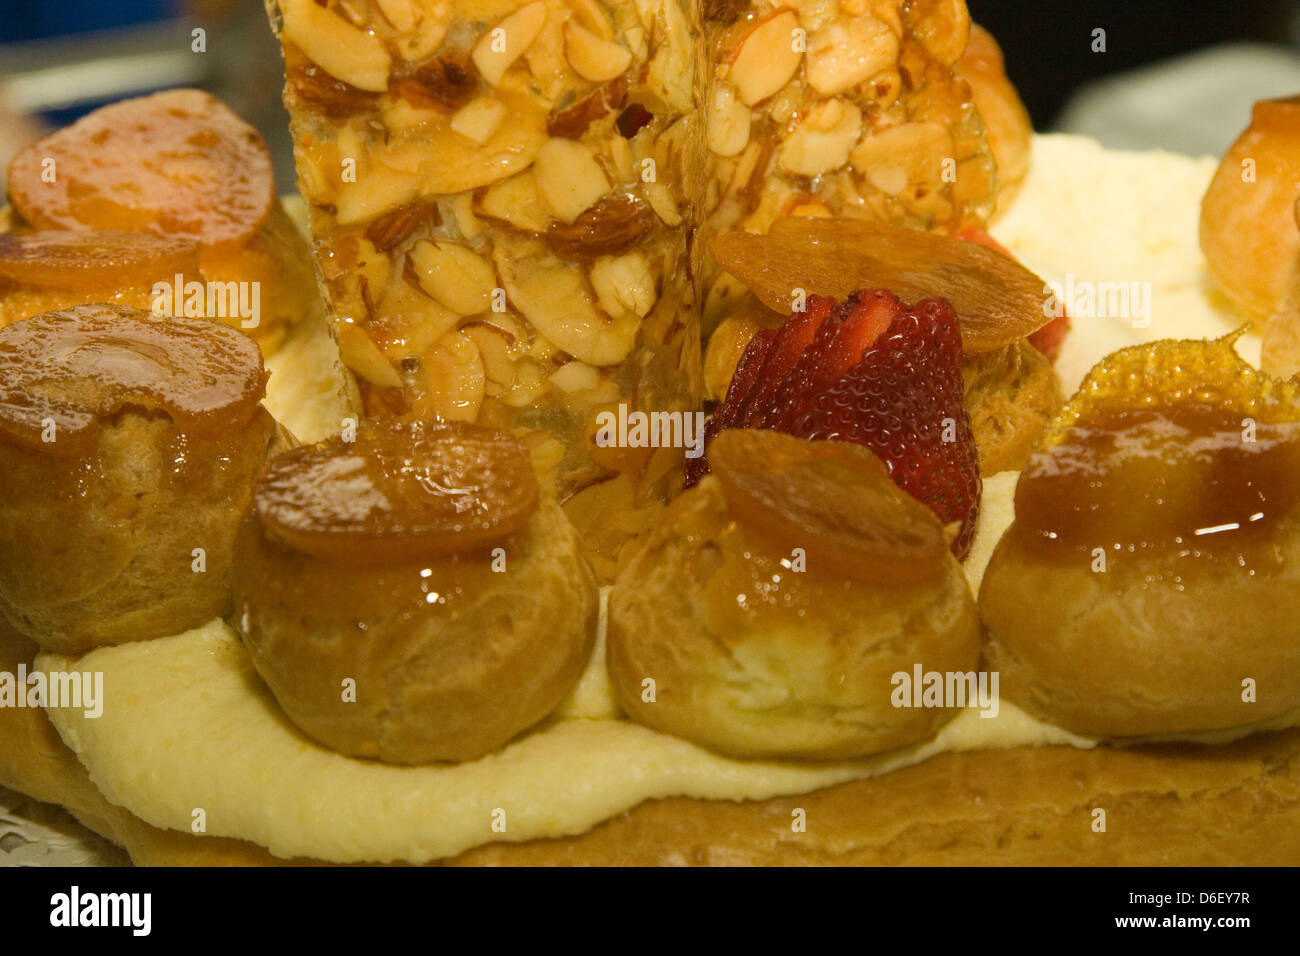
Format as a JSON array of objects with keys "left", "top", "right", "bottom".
[
  {"left": 420, "top": 330, "right": 485, "bottom": 422},
  {"left": 336, "top": 322, "right": 403, "bottom": 389},
  {"left": 707, "top": 82, "right": 751, "bottom": 157},
  {"left": 727, "top": 8, "right": 802, "bottom": 106},
  {"left": 422, "top": 110, "right": 547, "bottom": 193},
  {"left": 494, "top": 238, "right": 639, "bottom": 366},
  {"left": 282, "top": 0, "right": 391, "bottom": 92},
  {"left": 778, "top": 98, "right": 862, "bottom": 177},
  {"left": 477, "top": 170, "right": 551, "bottom": 232},
  {"left": 448, "top": 192, "right": 484, "bottom": 240},
  {"left": 805, "top": 13, "right": 899, "bottom": 96},
  {"left": 375, "top": 0, "right": 417, "bottom": 32},
  {"left": 589, "top": 251, "right": 657, "bottom": 318},
  {"left": 549, "top": 359, "right": 602, "bottom": 393},
  {"left": 567, "top": 0, "right": 614, "bottom": 40},
  {"left": 850, "top": 120, "right": 953, "bottom": 194},
  {"left": 409, "top": 239, "right": 497, "bottom": 315},
  {"left": 375, "top": 280, "right": 462, "bottom": 354},
  {"left": 336, "top": 164, "right": 422, "bottom": 226},
  {"left": 450, "top": 97, "right": 508, "bottom": 144},
  {"left": 564, "top": 20, "right": 633, "bottom": 82},
  {"left": 534, "top": 138, "right": 611, "bottom": 223},
  {"left": 471, "top": 1, "right": 548, "bottom": 86}
]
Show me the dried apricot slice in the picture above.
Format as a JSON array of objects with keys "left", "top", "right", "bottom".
[
  {"left": 254, "top": 420, "right": 539, "bottom": 564},
  {"left": 0, "top": 230, "right": 200, "bottom": 291},
  {"left": 711, "top": 217, "right": 1053, "bottom": 353},
  {"left": 0, "top": 303, "right": 268, "bottom": 456},
  {"left": 709, "top": 429, "right": 949, "bottom": 585},
  {"left": 7, "top": 90, "right": 274, "bottom": 250}
]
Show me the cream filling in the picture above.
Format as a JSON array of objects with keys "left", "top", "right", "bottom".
[{"left": 36, "top": 134, "right": 1275, "bottom": 863}]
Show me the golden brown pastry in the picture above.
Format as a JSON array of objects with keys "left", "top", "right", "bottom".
[
  {"left": 232, "top": 420, "right": 599, "bottom": 764},
  {"left": 956, "top": 24, "right": 1031, "bottom": 217},
  {"left": 0, "top": 304, "right": 286, "bottom": 654},
  {"left": 608, "top": 430, "right": 979, "bottom": 760},
  {"left": 981, "top": 336, "right": 1300, "bottom": 736},
  {"left": 961, "top": 338, "right": 1058, "bottom": 475},
  {"left": 5, "top": 89, "right": 317, "bottom": 352}
]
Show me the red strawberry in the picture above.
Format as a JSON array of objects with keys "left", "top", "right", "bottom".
[
  {"left": 790, "top": 298, "right": 980, "bottom": 557},
  {"left": 768, "top": 289, "right": 903, "bottom": 430},
  {"left": 691, "top": 289, "right": 981, "bottom": 559},
  {"left": 685, "top": 326, "right": 777, "bottom": 487}
]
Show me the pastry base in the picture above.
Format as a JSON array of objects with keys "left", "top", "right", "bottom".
[{"left": 3, "top": 629, "right": 1298, "bottom": 866}]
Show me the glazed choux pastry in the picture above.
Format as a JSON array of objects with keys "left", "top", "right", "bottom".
[
  {"left": 0, "top": 304, "right": 286, "bottom": 654},
  {"left": 1199, "top": 96, "right": 1300, "bottom": 323},
  {"left": 0, "top": 230, "right": 203, "bottom": 331},
  {"left": 5, "top": 89, "right": 317, "bottom": 352},
  {"left": 608, "top": 429, "right": 980, "bottom": 760},
  {"left": 232, "top": 420, "right": 599, "bottom": 764},
  {"left": 981, "top": 336, "right": 1300, "bottom": 737}
]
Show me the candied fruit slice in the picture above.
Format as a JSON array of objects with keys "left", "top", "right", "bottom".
[
  {"left": 710, "top": 429, "right": 949, "bottom": 586},
  {"left": 0, "top": 303, "right": 268, "bottom": 456},
  {"left": 0, "top": 231, "right": 201, "bottom": 291},
  {"left": 1014, "top": 334, "right": 1300, "bottom": 559},
  {"left": 955, "top": 225, "right": 1070, "bottom": 360},
  {"left": 793, "top": 298, "right": 981, "bottom": 558},
  {"left": 254, "top": 420, "right": 539, "bottom": 565},
  {"left": 712, "top": 217, "right": 1055, "bottom": 353},
  {"left": 7, "top": 90, "right": 274, "bottom": 250}
]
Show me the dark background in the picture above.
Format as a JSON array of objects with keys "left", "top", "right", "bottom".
[{"left": 970, "top": 0, "right": 1300, "bottom": 127}]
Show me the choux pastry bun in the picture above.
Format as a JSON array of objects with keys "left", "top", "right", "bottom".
[
  {"left": 0, "top": 303, "right": 286, "bottom": 654},
  {"left": 233, "top": 420, "right": 599, "bottom": 764},
  {"left": 608, "top": 429, "right": 980, "bottom": 760}
]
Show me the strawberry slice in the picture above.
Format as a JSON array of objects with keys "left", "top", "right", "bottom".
[
  {"left": 957, "top": 226, "right": 1069, "bottom": 361},
  {"left": 685, "top": 326, "right": 777, "bottom": 487},
  {"left": 790, "top": 298, "right": 980, "bottom": 557},
  {"left": 768, "top": 289, "right": 903, "bottom": 430},
  {"left": 737, "top": 295, "right": 832, "bottom": 426},
  {"left": 691, "top": 290, "right": 981, "bottom": 560}
]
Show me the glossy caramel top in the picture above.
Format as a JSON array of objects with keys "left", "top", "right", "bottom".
[
  {"left": 709, "top": 429, "right": 949, "bottom": 585},
  {"left": 6, "top": 89, "right": 273, "bottom": 250},
  {"left": 1013, "top": 335, "right": 1300, "bottom": 562},
  {"left": 0, "top": 303, "right": 267, "bottom": 456},
  {"left": 0, "top": 230, "right": 201, "bottom": 290},
  {"left": 253, "top": 420, "right": 539, "bottom": 564}
]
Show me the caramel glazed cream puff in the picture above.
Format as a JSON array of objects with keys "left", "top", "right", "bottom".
[
  {"left": 0, "top": 304, "right": 290, "bottom": 654},
  {"left": 981, "top": 336, "right": 1300, "bottom": 738}
]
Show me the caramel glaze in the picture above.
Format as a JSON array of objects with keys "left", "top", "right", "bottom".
[
  {"left": 1013, "top": 402, "right": 1300, "bottom": 570},
  {"left": 253, "top": 420, "right": 539, "bottom": 565},
  {"left": 0, "top": 231, "right": 200, "bottom": 291},
  {"left": 0, "top": 304, "right": 267, "bottom": 458}
]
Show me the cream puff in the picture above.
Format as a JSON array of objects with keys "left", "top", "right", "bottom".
[
  {"left": 232, "top": 420, "right": 599, "bottom": 764},
  {"left": 608, "top": 429, "right": 980, "bottom": 760},
  {"left": 981, "top": 336, "right": 1300, "bottom": 736},
  {"left": 5, "top": 89, "right": 317, "bottom": 352},
  {"left": 0, "top": 303, "right": 286, "bottom": 654}
]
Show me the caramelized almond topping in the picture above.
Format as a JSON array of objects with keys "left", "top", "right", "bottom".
[
  {"left": 0, "top": 304, "right": 268, "bottom": 457},
  {"left": 709, "top": 428, "right": 949, "bottom": 585},
  {"left": 254, "top": 420, "right": 539, "bottom": 564}
]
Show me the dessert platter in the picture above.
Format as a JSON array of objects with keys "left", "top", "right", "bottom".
[{"left": 0, "top": 0, "right": 1298, "bottom": 866}]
